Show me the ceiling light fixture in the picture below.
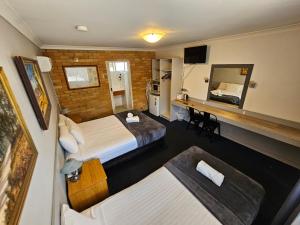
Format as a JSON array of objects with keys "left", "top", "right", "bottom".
[
  {"left": 75, "top": 25, "right": 88, "bottom": 32},
  {"left": 143, "top": 33, "right": 164, "bottom": 43}
]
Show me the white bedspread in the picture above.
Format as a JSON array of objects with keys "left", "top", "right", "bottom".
[
  {"left": 82, "top": 167, "right": 221, "bottom": 225},
  {"left": 211, "top": 89, "right": 242, "bottom": 98},
  {"left": 67, "top": 115, "right": 138, "bottom": 163}
]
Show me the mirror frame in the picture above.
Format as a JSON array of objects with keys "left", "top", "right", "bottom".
[
  {"left": 207, "top": 64, "right": 254, "bottom": 109},
  {"left": 63, "top": 65, "right": 100, "bottom": 90}
]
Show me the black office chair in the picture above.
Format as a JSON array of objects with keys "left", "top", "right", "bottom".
[
  {"left": 186, "top": 107, "right": 204, "bottom": 129},
  {"left": 201, "top": 113, "right": 221, "bottom": 141}
]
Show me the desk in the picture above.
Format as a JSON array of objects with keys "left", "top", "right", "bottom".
[{"left": 173, "top": 99, "right": 300, "bottom": 148}]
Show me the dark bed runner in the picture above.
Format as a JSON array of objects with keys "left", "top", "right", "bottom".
[
  {"left": 165, "top": 146, "right": 265, "bottom": 225},
  {"left": 115, "top": 110, "right": 166, "bottom": 147},
  {"left": 210, "top": 93, "right": 240, "bottom": 105}
]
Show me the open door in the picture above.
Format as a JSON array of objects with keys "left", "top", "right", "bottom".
[{"left": 106, "top": 61, "right": 133, "bottom": 113}]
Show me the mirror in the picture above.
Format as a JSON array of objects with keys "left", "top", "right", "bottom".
[
  {"left": 63, "top": 66, "right": 100, "bottom": 90},
  {"left": 207, "top": 64, "right": 253, "bottom": 108}
]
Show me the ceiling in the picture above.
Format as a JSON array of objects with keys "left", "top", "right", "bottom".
[{"left": 5, "top": 0, "right": 300, "bottom": 49}]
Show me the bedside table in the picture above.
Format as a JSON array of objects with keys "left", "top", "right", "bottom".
[{"left": 67, "top": 159, "right": 109, "bottom": 211}]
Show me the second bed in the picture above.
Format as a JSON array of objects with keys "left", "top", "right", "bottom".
[{"left": 63, "top": 146, "right": 265, "bottom": 225}]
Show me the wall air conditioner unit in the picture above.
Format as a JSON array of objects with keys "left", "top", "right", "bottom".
[{"left": 37, "top": 56, "right": 52, "bottom": 72}]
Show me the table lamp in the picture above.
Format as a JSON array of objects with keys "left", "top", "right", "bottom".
[{"left": 61, "top": 158, "right": 83, "bottom": 182}]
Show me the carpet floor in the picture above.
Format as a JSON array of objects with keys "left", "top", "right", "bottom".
[{"left": 105, "top": 113, "right": 300, "bottom": 225}]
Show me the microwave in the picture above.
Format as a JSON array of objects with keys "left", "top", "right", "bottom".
[{"left": 151, "top": 81, "right": 160, "bottom": 93}]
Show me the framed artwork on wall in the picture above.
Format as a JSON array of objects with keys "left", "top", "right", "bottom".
[
  {"left": 240, "top": 67, "right": 249, "bottom": 76},
  {"left": 63, "top": 65, "right": 100, "bottom": 90},
  {"left": 14, "top": 56, "right": 51, "bottom": 130},
  {"left": 0, "top": 67, "right": 38, "bottom": 225}
]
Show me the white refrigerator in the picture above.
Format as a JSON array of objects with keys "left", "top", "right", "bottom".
[{"left": 149, "top": 94, "right": 160, "bottom": 116}]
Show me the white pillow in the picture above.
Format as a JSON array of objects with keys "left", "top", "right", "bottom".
[
  {"left": 59, "top": 126, "right": 79, "bottom": 153},
  {"left": 223, "top": 83, "right": 243, "bottom": 93},
  {"left": 217, "top": 82, "right": 227, "bottom": 90},
  {"left": 61, "top": 204, "right": 95, "bottom": 225},
  {"left": 236, "top": 85, "right": 244, "bottom": 95},
  {"left": 59, "top": 114, "right": 67, "bottom": 127},
  {"left": 66, "top": 118, "right": 85, "bottom": 144}
]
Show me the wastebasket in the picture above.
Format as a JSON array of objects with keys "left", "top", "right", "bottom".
[{"left": 176, "top": 112, "right": 184, "bottom": 121}]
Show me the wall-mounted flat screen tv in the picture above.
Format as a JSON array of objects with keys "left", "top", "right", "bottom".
[{"left": 184, "top": 45, "right": 207, "bottom": 64}]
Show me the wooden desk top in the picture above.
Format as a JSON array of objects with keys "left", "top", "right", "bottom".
[
  {"left": 173, "top": 99, "right": 300, "bottom": 147},
  {"left": 68, "top": 159, "right": 107, "bottom": 195}
]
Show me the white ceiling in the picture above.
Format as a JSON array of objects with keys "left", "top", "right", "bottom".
[{"left": 5, "top": 0, "right": 300, "bottom": 49}]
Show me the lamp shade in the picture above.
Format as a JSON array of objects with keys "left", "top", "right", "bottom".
[
  {"left": 61, "top": 158, "right": 83, "bottom": 175},
  {"left": 143, "top": 33, "right": 164, "bottom": 43}
]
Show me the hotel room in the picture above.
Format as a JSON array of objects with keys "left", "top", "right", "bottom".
[{"left": 0, "top": 1, "right": 299, "bottom": 225}]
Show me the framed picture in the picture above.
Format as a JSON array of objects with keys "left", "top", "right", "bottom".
[
  {"left": 63, "top": 65, "right": 100, "bottom": 90},
  {"left": 0, "top": 67, "right": 38, "bottom": 225},
  {"left": 14, "top": 57, "right": 51, "bottom": 130},
  {"left": 240, "top": 67, "right": 249, "bottom": 76}
]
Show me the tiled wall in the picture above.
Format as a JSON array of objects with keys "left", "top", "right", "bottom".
[{"left": 43, "top": 50, "right": 155, "bottom": 121}]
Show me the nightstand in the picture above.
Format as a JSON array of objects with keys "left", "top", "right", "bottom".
[{"left": 67, "top": 159, "right": 109, "bottom": 211}]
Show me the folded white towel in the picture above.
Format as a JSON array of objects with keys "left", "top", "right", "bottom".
[
  {"left": 196, "top": 160, "right": 224, "bottom": 187},
  {"left": 127, "top": 112, "right": 133, "bottom": 118},
  {"left": 126, "top": 116, "right": 140, "bottom": 123}
]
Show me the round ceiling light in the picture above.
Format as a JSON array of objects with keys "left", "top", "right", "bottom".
[
  {"left": 75, "top": 25, "right": 88, "bottom": 32},
  {"left": 143, "top": 33, "right": 164, "bottom": 43}
]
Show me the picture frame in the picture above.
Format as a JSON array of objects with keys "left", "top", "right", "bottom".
[
  {"left": 240, "top": 67, "right": 249, "bottom": 76},
  {"left": 207, "top": 64, "right": 254, "bottom": 109},
  {"left": 63, "top": 65, "right": 100, "bottom": 90},
  {"left": 14, "top": 56, "right": 51, "bottom": 130},
  {"left": 0, "top": 67, "right": 38, "bottom": 225}
]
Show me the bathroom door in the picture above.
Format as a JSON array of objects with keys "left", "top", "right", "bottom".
[{"left": 106, "top": 61, "right": 133, "bottom": 113}]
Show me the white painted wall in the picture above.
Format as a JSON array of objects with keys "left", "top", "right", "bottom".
[
  {"left": 0, "top": 17, "right": 58, "bottom": 225},
  {"left": 213, "top": 68, "right": 246, "bottom": 85},
  {"left": 52, "top": 144, "right": 67, "bottom": 225},
  {"left": 110, "top": 72, "right": 126, "bottom": 91},
  {"left": 156, "top": 25, "right": 300, "bottom": 123}
]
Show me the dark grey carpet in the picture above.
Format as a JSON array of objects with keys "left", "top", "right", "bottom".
[{"left": 105, "top": 112, "right": 300, "bottom": 225}]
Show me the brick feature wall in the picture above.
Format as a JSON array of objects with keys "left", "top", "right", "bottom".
[{"left": 43, "top": 50, "right": 155, "bottom": 121}]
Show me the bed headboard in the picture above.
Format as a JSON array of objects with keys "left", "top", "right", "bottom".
[{"left": 51, "top": 142, "right": 68, "bottom": 225}]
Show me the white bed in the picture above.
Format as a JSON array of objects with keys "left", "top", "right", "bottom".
[
  {"left": 78, "top": 167, "right": 221, "bottom": 225},
  {"left": 62, "top": 146, "right": 264, "bottom": 225},
  {"left": 67, "top": 115, "right": 138, "bottom": 163}
]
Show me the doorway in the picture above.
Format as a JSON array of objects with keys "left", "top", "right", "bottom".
[{"left": 106, "top": 61, "right": 133, "bottom": 113}]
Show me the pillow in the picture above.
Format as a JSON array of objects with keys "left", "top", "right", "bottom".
[
  {"left": 217, "top": 82, "right": 227, "bottom": 90},
  {"left": 236, "top": 85, "right": 244, "bottom": 95},
  {"left": 59, "top": 114, "right": 67, "bottom": 127},
  {"left": 61, "top": 204, "right": 95, "bottom": 225},
  {"left": 59, "top": 126, "right": 79, "bottom": 153},
  {"left": 218, "top": 82, "right": 243, "bottom": 94},
  {"left": 223, "top": 83, "right": 243, "bottom": 93},
  {"left": 66, "top": 118, "right": 85, "bottom": 144}
]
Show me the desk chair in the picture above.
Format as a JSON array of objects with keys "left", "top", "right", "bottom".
[
  {"left": 201, "top": 113, "right": 221, "bottom": 141},
  {"left": 186, "top": 107, "right": 204, "bottom": 129}
]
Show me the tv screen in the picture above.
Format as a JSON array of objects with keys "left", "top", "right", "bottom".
[{"left": 184, "top": 45, "right": 207, "bottom": 64}]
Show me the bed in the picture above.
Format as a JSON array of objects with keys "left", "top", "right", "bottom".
[
  {"left": 66, "top": 110, "right": 166, "bottom": 164},
  {"left": 209, "top": 82, "right": 243, "bottom": 106},
  {"left": 63, "top": 146, "right": 265, "bottom": 225},
  {"left": 209, "top": 92, "right": 241, "bottom": 105}
]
